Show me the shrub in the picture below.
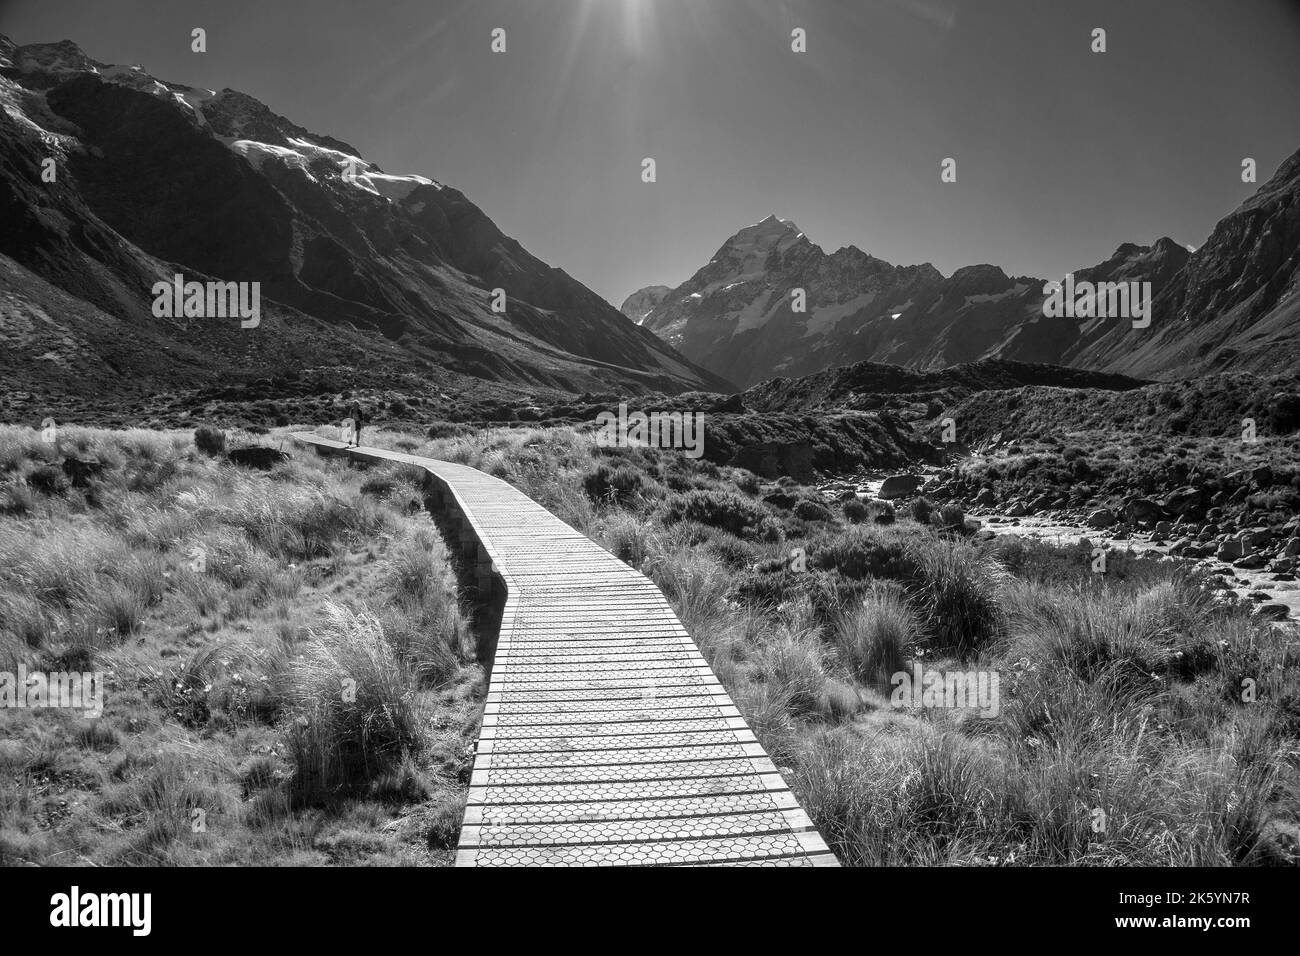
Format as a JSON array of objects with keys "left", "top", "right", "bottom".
[
  {"left": 910, "top": 497, "right": 934, "bottom": 523},
  {"left": 582, "top": 463, "right": 646, "bottom": 505},
  {"left": 734, "top": 470, "right": 762, "bottom": 495},
  {"left": 794, "top": 499, "right": 834, "bottom": 522},
  {"left": 193, "top": 426, "right": 225, "bottom": 456},
  {"left": 931, "top": 504, "right": 966, "bottom": 531},
  {"left": 909, "top": 538, "right": 1005, "bottom": 657},
  {"left": 660, "top": 489, "right": 781, "bottom": 542},
  {"left": 842, "top": 498, "right": 870, "bottom": 524},
  {"left": 26, "top": 463, "right": 68, "bottom": 495},
  {"left": 758, "top": 632, "right": 827, "bottom": 718},
  {"left": 812, "top": 526, "right": 918, "bottom": 581},
  {"left": 834, "top": 582, "right": 919, "bottom": 687}
]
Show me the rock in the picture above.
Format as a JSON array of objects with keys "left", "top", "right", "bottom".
[
  {"left": 1162, "top": 486, "right": 1204, "bottom": 517},
  {"left": 1242, "top": 527, "right": 1273, "bottom": 547},
  {"left": 878, "top": 474, "right": 924, "bottom": 500},
  {"left": 1006, "top": 502, "right": 1029, "bottom": 518},
  {"left": 1153, "top": 519, "right": 1174, "bottom": 540},
  {"left": 1252, "top": 603, "right": 1291, "bottom": 621},
  {"left": 1217, "top": 539, "right": 1245, "bottom": 561},
  {"left": 974, "top": 488, "right": 996, "bottom": 507},
  {"left": 227, "top": 446, "right": 289, "bottom": 469},
  {"left": 1234, "top": 553, "right": 1268, "bottom": 570},
  {"left": 762, "top": 491, "right": 798, "bottom": 510},
  {"left": 1086, "top": 508, "right": 1117, "bottom": 529},
  {"left": 1251, "top": 465, "right": 1273, "bottom": 488},
  {"left": 1029, "top": 492, "right": 1054, "bottom": 511},
  {"left": 1125, "top": 497, "right": 1163, "bottom": 525},
  {"left": 1286, "top": 538, "right": 1300, "bottom": 557}
]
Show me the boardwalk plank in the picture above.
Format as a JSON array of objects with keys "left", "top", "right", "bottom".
[{"left": 292, "top": 434, "right": 838, "bottom": 867}]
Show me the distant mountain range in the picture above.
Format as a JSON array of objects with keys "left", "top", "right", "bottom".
[
  {"left": 0, "top": 35, "right": 729, "bottom": 407},
  {"left": 628, "top": 151, "right": 1300, "bottom": 389}
]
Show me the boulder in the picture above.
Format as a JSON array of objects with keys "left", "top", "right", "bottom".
[
  {"left": 1125, "top": 497, "right": 1163, "bottom": 525},
  {"left": 1217, "top": 539, "right": 1244, "bottom": 561},
  {"left": 878, "top": 474, "right": 923, "bottom": 500},
  {"left": 973, "top": 488, "right": 996, "bottom": 507},
  {"left": 1162, "top": 486, "right": 1204, "bottom": 517},
  {"left": 1244, "top": 527, "right": 1275, "bottom": 549},
  {"left": 1086, "top": 508, "right": 1117, "bottom": 529},
  {"left": 1252, "top": 603, "right": 1291, "bottom": 622}
]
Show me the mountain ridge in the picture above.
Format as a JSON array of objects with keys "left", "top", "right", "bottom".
[
  {"left": 0, "top": 33, "right": 733, "bottom": 406},
  {"left": 633, "top": 150, "right": 1300, "bottom": 387}
]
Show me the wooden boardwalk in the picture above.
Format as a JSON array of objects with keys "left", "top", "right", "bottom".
[{"left": 293, "top": 434, "right": 838, "bottom": 867}]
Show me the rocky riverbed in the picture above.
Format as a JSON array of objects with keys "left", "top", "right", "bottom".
[{"left": 820, "top": 466, "right": 1300, "bottom": 622}]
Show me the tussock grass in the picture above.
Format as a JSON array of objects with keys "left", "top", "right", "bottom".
[
  {"left": 287, "top": 421, "right": 1300, "bottom": 867},
  {"left": 0, "top": 424, "right": 483, "bottom": 866},
  {"left": 833, "top": 581, "right": 918, "bottom": 687},
  {"left": 909, "top": 537, "right": 1006, "bottom": 658},
  {"left": 286, "top": 604, "right": 424, "bottom": 804}
]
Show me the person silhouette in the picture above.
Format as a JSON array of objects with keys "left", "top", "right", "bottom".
[{"left": 346, "top": 402, "right": 365, "bottom": 447}]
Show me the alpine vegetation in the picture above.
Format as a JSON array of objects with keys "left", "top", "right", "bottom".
[
  {"left": 594, "top": 403, "right": 705, "bottom": 459},
  {"left": 150, "top": 274, "right": 261, "bottom": 328}
]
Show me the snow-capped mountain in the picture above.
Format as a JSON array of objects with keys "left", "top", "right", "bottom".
[
  {"left": 636, "top": 158, "right": 1300, "bottom": 387},
  {"left": 0, "top": 35, "right": 730, "bottom": 403}
]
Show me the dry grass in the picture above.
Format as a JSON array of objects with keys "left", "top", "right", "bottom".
[{"left": 0, "top": 425, "right": 484, "bottom": 866}]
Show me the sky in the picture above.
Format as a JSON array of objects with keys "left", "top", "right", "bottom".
[{"left": 3, "top": 0, "right": 1300, "bottom": 306}]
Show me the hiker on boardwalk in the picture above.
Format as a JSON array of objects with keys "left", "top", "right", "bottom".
[{"left": 345, "top": 401, "right": 365, "bottom": 447}]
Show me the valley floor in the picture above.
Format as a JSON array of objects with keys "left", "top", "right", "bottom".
[{"left": 3, "top": 419, "right": 1298, "bottom": 866}]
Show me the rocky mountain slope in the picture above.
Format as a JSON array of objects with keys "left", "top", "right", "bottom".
[
  {"left": 0, "top": 35, "right": 729, "bottom": 409},
  {"left": 1067, "top": 149, "right": 1300, "bottom": 378},
  {"left": 636, "top": 151, "right": 1299, "bottom": 387},
  {"left": 619, "top": 285, "right": 671, "bottom": 324}
]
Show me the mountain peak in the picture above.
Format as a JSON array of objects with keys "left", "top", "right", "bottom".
[
  {"left": 5, "top": 37, "right": 103, "bottom": 77},
  {"left": 716, "top": 214, "right": 805, "bottom": 258}
]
